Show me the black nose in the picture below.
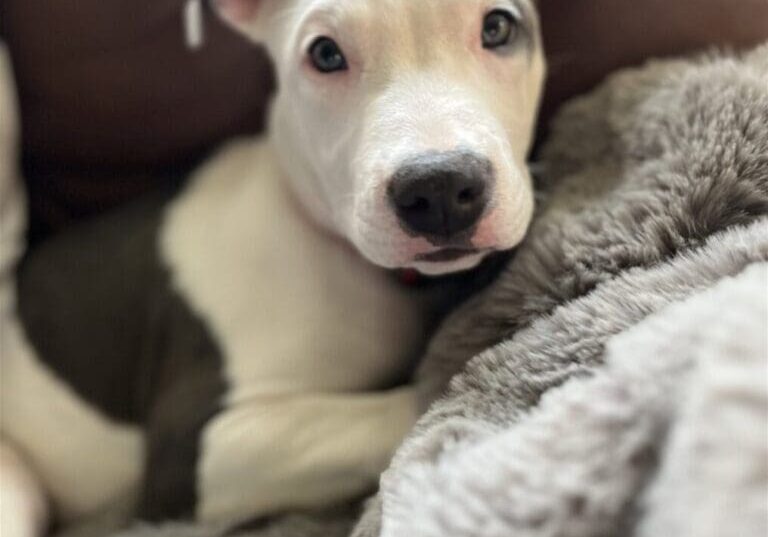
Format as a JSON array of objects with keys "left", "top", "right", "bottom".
[{"left": 388, "top": 151, "right": 493, "bottom": 239}]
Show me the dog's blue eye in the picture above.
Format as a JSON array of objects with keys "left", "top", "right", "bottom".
[
  {"left": 309, "top": 37, "right": 348, "bottom": 73},
  {"left": 482, "top": 9, "right": 519, "bottom": 49}
]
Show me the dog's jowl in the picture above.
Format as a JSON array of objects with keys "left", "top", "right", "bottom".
[{"left": 1, "top": 0, "right": 545, "bottom": 531}]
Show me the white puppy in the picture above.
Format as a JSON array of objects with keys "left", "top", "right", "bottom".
[{"left": 0, "top": 0, "right": 545, "bottom": 533}]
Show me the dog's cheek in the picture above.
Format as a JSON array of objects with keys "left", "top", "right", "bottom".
[
  {"left": 351, "top": 204, "right": 412, "bottom": 269},
  {"left": 488, "top": 179, "right": 535, "bottom": 249}
]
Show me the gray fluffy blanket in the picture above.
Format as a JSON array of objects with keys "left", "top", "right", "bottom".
[{"left": 103, "top": 45, "right": 768, "bottom": 537}]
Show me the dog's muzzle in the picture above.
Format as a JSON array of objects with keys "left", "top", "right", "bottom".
[{"left": 387, "top": 150, "right": 494, "bottom": 243}]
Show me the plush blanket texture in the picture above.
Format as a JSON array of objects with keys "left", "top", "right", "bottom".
[{"left": 79, "top": 44, "right": 768, "bottom": 537}]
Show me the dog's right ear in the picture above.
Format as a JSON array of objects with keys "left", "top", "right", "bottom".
[{"left": 211, "top": 0, "right": 277, "bottom": 42}]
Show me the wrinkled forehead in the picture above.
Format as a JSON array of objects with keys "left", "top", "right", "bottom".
[{"left": 286, "top": 0, "right": 539, "bottom": 73}]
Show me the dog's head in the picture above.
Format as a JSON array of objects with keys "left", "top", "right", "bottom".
[{"left": 215, "top": 0, "right": 545, "bottom": 275}]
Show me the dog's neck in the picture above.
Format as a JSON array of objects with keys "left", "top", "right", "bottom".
[
  {"left": 165, "top": 136, "right": 427, "bottom": 300},
  {"left": 161, "top": 135, "right": 428, "bottom": 396},
  {"left": 279, "top": 166, "right": 362, "bottom": 261}
]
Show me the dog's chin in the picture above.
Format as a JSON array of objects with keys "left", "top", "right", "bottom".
[
  {"left": 354, "top": 238, "right": 491, "bottom": 276},
  {"left": 352, "top": 214, "right": 528, "bottom": 276},
  {"left": 410, "top": 250, "right": 488, "bottom": 276}
]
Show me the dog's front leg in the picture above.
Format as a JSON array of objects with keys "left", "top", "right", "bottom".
[
  {"left": 196, "top": 387, "right": 418, "bottom": 525},
  {"left": 138, "top": 356, "right": 225, "bottom": 522}
]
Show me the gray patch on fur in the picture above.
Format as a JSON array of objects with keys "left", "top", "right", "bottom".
[
  {"left": 18, "top": 194, "right": 172, "bottom": 423},
  {"left": 16, "top": 192, "right": 227, "bottom": 520}
]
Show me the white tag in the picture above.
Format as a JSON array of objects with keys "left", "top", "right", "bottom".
[{"left": 184, "top": 0, "right": 205, "bottom": 50}]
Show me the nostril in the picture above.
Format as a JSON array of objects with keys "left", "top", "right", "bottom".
[{"left": 457, "top": 187, "right": 479, "bottom": 205}]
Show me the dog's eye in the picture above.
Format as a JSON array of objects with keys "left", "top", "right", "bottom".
[
  {"left": 309, "top": 37, "right": 348, "bottom": 73},
  {"left": 482, "top": 9, "right": 519, "bottom": 49}
]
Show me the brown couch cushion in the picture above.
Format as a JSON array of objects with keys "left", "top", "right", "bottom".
[
  {"left": 2, "top": 0, "right": 766, "bottom": 242},
  {"left": 538, "top": 0, "right": 768, "bottom": 126}
]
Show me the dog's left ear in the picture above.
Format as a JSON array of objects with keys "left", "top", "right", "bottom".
[{"left": 212, "top": 0, "right": 277, "bottom": 42}]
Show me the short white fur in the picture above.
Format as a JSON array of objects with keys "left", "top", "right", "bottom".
[
  {"left": 0, "top": 0, "right": 546, "bottom": 530},
  {"left": 220, "top": 0, "right": 546, "bottom": 274},
  {"left": 172, "top": 0, "right": 545, "bottom": 521}
]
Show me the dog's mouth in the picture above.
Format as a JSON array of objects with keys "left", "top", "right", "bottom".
[{"left": 415, "top": 247, "right": 486, "bottom": 263}]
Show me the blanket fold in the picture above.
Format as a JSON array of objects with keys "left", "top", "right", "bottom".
[{"left": 359, "top": 44, "right": 768, "bottom": 537}]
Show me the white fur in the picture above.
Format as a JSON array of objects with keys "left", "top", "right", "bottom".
[
  {"left": 0, "top": 314, "right": 144, "bottom": 522},
  {"left": 219, "top": 0, "right": 545, "bottom": 274},
  {"left": 165, "top": 0, "right": 544, "bottom": 519},
  {"left": 0, "top": 0, "right": 546, "bottom": 527},
  {"left": 161, "top": 139, "right": 425, "bottom": 522},
  {"left": 0, "top": 441, "right": 48, "bottom": 537}
]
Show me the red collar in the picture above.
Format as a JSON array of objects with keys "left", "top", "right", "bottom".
[{"left": 396, "top": 268, "right": 424, "bottom": 286}]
